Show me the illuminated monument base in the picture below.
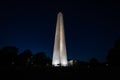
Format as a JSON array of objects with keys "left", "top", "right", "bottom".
[{"left": 52, "top": 12, "right": 68, "bottom": 67}]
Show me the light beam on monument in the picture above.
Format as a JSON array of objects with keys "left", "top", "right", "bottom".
[{"left": 52, "top": 12, "right": 68, "bottom": 67}]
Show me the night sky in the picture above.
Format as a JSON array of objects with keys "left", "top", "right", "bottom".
[{"left": 0, "top": 0, "right": 120, "bottom": 62}]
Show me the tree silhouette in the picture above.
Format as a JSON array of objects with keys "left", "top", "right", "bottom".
[
  {"left": 32, "top": 52, "right": 47, "bottom": 67},
  {"left": 89, "top": 58, "right": 99, "bottom": 66},
  {"left": 89, "top": 58, "right": 100, "bottom": 71},
  {"left": 107, "top": 48, "right": 120, "bottom": 65},
  {"left": 46, "top": 57, "right": 52, "bottom": 67},
  {"left": 0, "top": 46, "right": 18, "bottom": 66},
  {"left": 107, "top": 37, "right": 120, "bottom": 65},
  {"left": 114, "top": 37, "right": 120, "bottom": 48},
  {"left": 16, "top": 49, "right": 32, "bottom": 66}
]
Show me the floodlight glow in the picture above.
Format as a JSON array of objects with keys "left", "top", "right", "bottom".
[{"left": 52, "top": 12, "right": 68, "bottom": 67}]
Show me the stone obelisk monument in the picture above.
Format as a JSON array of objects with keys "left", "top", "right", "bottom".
[{"left": 52, "top": 12, "right": 68, "bottom": 67}]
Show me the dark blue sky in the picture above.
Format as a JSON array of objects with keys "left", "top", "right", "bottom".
[{"left": 0, "top": 0, "right": 120, "bottom": 62}]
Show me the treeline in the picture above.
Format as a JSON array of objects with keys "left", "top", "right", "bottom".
[
  {"left": 0, "top": 37, "right": 120, "bottom": 68},
  {"left": 0, "top": 47, "right": 51, "bottom": 67}
]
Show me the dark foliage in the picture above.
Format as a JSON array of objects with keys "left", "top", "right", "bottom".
[
  {"left": 16, "top": 49, "right": 32, "bottom": 66},
  {"left": 32, "top": 52, "right": 48, "bottom": 67},
  {"left": 0, "top": 46, "right": 18, "bottom": 66},
  {"left": 0, "top": 37, "right": 120, "bottom": 75},
  {"left": 107, "top": 37, "right": 120, "bottom": 66}
]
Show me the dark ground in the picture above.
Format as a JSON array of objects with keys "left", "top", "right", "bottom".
[{"left": 0, "top": 66, "right": 120, "bottom": 80}]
